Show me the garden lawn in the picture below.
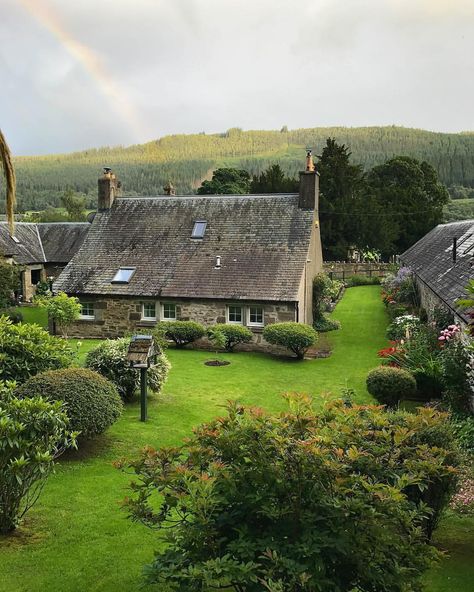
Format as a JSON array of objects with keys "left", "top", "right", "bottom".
[{"left": 0, "top": 286, "right": 472, "bottom": 591}]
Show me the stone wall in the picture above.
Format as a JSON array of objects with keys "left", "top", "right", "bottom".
[
  {"left": 414, "top": 278, "right": 467, "bottom": 328},
  {"left": 62, "top": 296, "right": 298, "bottom": 353}
]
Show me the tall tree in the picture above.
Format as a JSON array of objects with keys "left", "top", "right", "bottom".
[
  {"left": 61, "top": 189, "right": 87, "bottom": 221},
  {"left": 0, "top": 129, "right": 16, "bottom": 236},
  {"left": 197, "top": 168, "right": 250, "bottom": 195},
  {"left": 316, "top": 138, "right": 367, "bottom": 260},
  {"left": 250, "top": 164, "right": 298, "bottom": 193},
  {"left": 367, "top": 156, "right": 449, "bottom": 253}
]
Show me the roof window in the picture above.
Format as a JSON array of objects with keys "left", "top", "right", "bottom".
[
  {"left": 192, "top": 221, "right": 207, "bottom": 239},
  {"left": 11, "top": 236, "right": 20, "bottom": 244},
  {"left": 111, "top": 267, "right": 136, "bottom": 284}
]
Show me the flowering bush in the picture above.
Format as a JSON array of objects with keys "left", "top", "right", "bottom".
[
  {"left": 450, "top": 475, "right": 474, "bottom": 516},
  {"left": 438, "top": 324, "right": 461, "bottom": 343},
  {"left": 381, "top": 267, "right": 418, "bottom": 309},
  {"left": 386, "top": 315, "right": 421, "bottom": 341}
]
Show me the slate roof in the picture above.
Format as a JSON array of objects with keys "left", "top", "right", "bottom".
[
  {"left": 0, "top": 222, "right": 89, "bottom": 265},
  {"left": 54, "top": 194, "right": 314, "bottom": 302},
  {"left": 401, "top": 220, "right": 474, "bottom": 322}
]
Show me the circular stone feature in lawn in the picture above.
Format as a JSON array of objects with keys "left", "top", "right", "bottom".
[{"left": 204, "top": 360, "right": 230, "bottom": 367}]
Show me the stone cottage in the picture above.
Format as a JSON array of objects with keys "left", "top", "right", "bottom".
[
  {"left": 54, "top": 155, "right": 323, "bottom": 350},
  {"left": 401, "top": 219, "right": 474, "bottom": 329},
  {"left": 0, "top": 221, "right": 90, "bottom": 301}
]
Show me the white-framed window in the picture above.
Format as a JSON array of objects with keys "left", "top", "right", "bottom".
[
  {"left": 111, "top": 267, "right": 136, "bottom": 284},
  {"left": 227, "top": 305, "right": 243, "bottom": 324},
  {"left": 142, "top": 302, "right": 157, "bottom": 321},
  {"left": 248, "top": 305, "right": 264, "bottom": 327},
  {"left": 162, "top": 302, "right": 177, "bottom": 321},
  {"left": 80, "top": 302, "right": 95, "bottom": 320},
  {"left": 191, "top": 220, "right": 207, "bottom": 239}
]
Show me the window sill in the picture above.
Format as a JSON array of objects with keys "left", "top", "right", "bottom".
[{"left": 79, "top": 316, "right": 95, "bottom": 321}]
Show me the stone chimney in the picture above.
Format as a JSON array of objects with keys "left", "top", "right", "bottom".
[
  {"left": 98, "top": 167, "right": 120, "bottom": 211},
  {"left": 163, "top": 180, "right": 176, "bottom": 196},
  {"left": 298, "top": 150, "right": 319, "bottom": 210}
]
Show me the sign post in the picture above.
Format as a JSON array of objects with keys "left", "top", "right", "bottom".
[{"left": 126, "top": 335, "right": 158, "bottom": 422}]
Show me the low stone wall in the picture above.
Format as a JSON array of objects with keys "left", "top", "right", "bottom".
[{"left": 62, "top": 295, "right": 298, "bottom": 353}]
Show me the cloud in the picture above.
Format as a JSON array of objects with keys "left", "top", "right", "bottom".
[{"left": 0, "top": 0, "right": 472, "bottom": 155}]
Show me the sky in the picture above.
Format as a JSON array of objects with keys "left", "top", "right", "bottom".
[{"left": 0, "top": 0, "right": 473, "bottom": 155}]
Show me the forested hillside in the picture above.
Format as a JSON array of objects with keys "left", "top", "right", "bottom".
[{"left": 6, "top": 126, "right": 474, "bottom": 212}]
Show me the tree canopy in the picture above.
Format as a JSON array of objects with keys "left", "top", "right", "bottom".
[{"left": 197, "top": 168, "right": 250, "bottom": 195}]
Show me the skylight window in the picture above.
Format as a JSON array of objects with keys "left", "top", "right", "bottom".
[
  {"left": 11, "top": 236, "right": 20, "bottom": 244},
  {"left": 111, "top": 267, "right": 136, "bottom": 284},
  {"left": 192, "top": 221, "right": 207, "bottom": 239}
]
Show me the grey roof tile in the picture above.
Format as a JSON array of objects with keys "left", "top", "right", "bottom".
[{"left": 54, "top": 194, "right": 313, "bottom": 301}]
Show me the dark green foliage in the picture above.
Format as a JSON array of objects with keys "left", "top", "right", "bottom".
[
  {"left": 444, "top": 198, "right": 474, "bottom": 223},
  {"left": 263, "top": 322, "right": 317, "bottom": 359},
  {"left": 313, "top": 315, "right": 341, "bottom": 332},
  {"left": 157, "top": 320, "right": 205, "bottom": 348},
  {"left": 0, "top": 315, "right": 72, "bottom": 384},
  {"left": 431, "top": 306, "right": 454, "bottom": 331},
  {"left": 60, "top": 189, "right": 87, "bottom": 221},
  {"left": 197, "top": 168, "right": 250, "bottom": 195},
  {"left": 34, "top": 280, "right": 50, "bottom": 297},
  {"left": 207, "top": 324, "right": 253, "bottom": 352},
  {"left": 16, "top": 368, "right": 123, "bottom": 439},
  {"left": 451, "top": 417, "right": 474, "bottom": 453},
  {"left": 120, "top": 396, "right": 459, "bottom": 591},
  {"left": 366, "top": 366, "right": 417, "bottom": 406},
  {"left": 440, "top": 341, "right": 472, "bottom": 414},
  {"left": 368, "top": 156, "right": 449, "bottom": 253},
  {"left": 0, "top": 381, "right": 76, "bottom": 534},
  {"left": 0, "top": 308, "right": 23, "bottom": 324},
  {"left": 0, "top": 259, "right": 20, "bottom": 308},
  {"left": 85, "top": 338, "right": 170, "bottom": 401},
  {"left": 250, "top": 164, "right": 298, "bottom": 193},
  {"left": 345, "top": 274, "right": 381, "bottom": 287}
]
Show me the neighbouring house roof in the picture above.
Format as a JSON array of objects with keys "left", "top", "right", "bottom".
[
  {"left": 54, "top": 194, "right": 314, "bottom": 302},
  {"left": 401, "top": 219, "right": 474, "bottom": 322},
  {"left": 0, "top": 222, "right": 90, "bottom": 265}
]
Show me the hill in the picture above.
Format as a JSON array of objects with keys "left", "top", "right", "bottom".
[{"left": 6, "top": 126, "right": 474, "bottom": 212}]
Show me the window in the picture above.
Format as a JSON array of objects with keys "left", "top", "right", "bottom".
[
  {"left": 248, "top": 306, "right": 264, "bottom": 326},
  {"left": 227, "top": 305, "right": 243, "bottom": 324},
  {"left": 191, "top": 221, "right": 207, "bottom": 239},
  {"left": 142, "top": 302, "right": 156, "bottom": 321},
  {"left": 162, "top": 303, "right": 177, "bottom": 320},
  {"left": 111, "top": 267, "right": 136, "bottom": 283},
  {"left": 80, "top": 302, "right": 95, "bottom": 320},
  {"left": 31, "top": 269, "right": 42, "bottom": 285}
]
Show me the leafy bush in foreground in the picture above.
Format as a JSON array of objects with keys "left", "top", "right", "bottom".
[
  {"left": 0, "top": 381, "right": 76, "bottom": 534},
  {"left": 0, "top": 315, "right": 72, "bottom": 384},
  {"left": 366, "top": 366, "right": 417, "bottom": 406},
  {"left": 157, "top": 320, "right": 205, "bottom": 348},
  {"left": 263, "top": 322, "right": 317, "bottom": 359},
  {"left": 119, "top": 397, "right": 459, "bottom": 592},
  {"left": 35, "top": 292, "right": 81, "bottom": 338},
  {"left": 208, "top": 324, "right": 253, "bottom": 352},
  {"left": 86, "top": 338, "right": 171, "bottom": 401},
  {"left": 16, "top": 368, "right": 123, "bottom": 439}
]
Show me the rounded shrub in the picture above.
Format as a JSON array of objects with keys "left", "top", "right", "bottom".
[
  {"left": 263, "top": 322, "right": 317, "bottom": 359},
  {"left": 208, "top": 324, "right": 253, "bottom": 352},
  {"left": 366, "top": 366, "right": 417, "bottom": 407},
  {"left": 16, "top": 368, "right": 123, "bottom": 439},
  {"left": 0, "top": 315, "right": 72, "bottom": 384},
  {"left": 86, "top": 337, "right": 171, "bottom": 401},
  {"left": 86, "top": 338, "right": 137, "bottom": 401},
  {"left": 157, "top": 320, "right": 205, "bottom": 348}
]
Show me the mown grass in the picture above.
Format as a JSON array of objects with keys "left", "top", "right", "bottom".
[{"left": 1, "top": 286, "right": 472, "bottom": 592}]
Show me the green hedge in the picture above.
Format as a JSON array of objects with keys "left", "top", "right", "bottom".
[
  {"left": 366, "top": 366, "right": 417, "bottom": 407},
  {"left": 16, "top": 368, "right": 123, "bottom": 439},
  {"left": 157, "top": 321, "right": 206, "bottom": 348},
  {"left": 208, "top": 324, "right": 253, "bottom": 352},
  {"left": 263, "top": 322, "right": 317, "bottom": 359}
]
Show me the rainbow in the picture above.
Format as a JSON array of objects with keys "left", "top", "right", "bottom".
[{"left": 18, "top": 0, "right": 147, "bottom": 141}]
